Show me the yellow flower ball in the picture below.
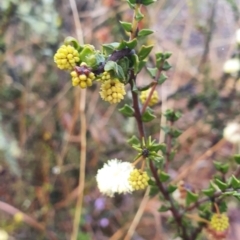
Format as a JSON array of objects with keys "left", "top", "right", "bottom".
[
  {"left": 54, "top": 45, "right": 80, "bottom": 71},
  {"left": 209, "top": 214, "right": 229, "bottom": 233},
  {"left": 100, "top": 71, "right": 111, "bottom": 81},
  {"left": 140, "top": 89, "right": 159, "bottom": 106},
  {"left": 70, "top": 70, "right": 95, "bottom": 89},
  {"left": 128, "top": 169, "right": 149, "bottom": 190},
  {"left": 100, "top": 79, "right": 126, "bottom": 104},
  {"left": 14, "top": 212, "right": 24, "bottom": 223}
]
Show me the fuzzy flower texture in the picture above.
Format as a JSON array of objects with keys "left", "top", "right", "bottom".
[{"left": 96, "top": 159, "right": 149, "bottom": 197}]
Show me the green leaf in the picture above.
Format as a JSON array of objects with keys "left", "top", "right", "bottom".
[
  {"left": 64, "top": 36, "right": 83, "bottom": 51},
  {"left": 156, "top": 52, "right": 164, "bottom": 68},
  {"left": 233, "top": 192, "right": 240, "bottom": 201},
  {"left": 135, "top": 8, "right": 144, "bottom": 21},
  {"left": 130, "top": 78, "right": 138, "bottom": 93},
  {"left": 126, "top": 0, "right": 135, "bottom": 8},
  {"left": 141, "top": 107, "right": 156, "bottom": 122},
  {"left": 131, "top": 54, "right": 139, "bottom": 75},
  {"left": 159, "top": 171, "right": 170, "bottom": 182},
  {"left": 141, "top": 0, "right": 156, "bottom": 5},
  {"left": 162, "top": 61, "right": 172, "bottom": 71},
  {"left": 164, "top": 52, "right": 172, "bottom": 59},
  {"left": 138, "top": 60, "right": 147, "bottom": 73},
  {"left": 157, "top": 73, "right": 168, "bottom": 85},
  {"left": 169, "top": 150, "right": 176, "bottom": 161},
  {"left": 127, "top": 135, "right": 140, "bottom": 146},
  {"left": 214, "top": 179, "right": 228, "bottom": 191},
  {"left": 148, "top": 179, "right": 156, "bottom": 186},
  {"left": 186, "top": 190, "right": 198, "bottom": 206},
  {"left": 79, "top": 46, "right": 97, "bottom": 67},
  {"left": 119, "top": 104, "right": 134, "bottom": 117},
  {"left": 164, "top": 109, "right": 182, "bottom": 122},
  {"left": 148, "top": 143, "right": 166, "bottom": 153},
  {"left": 202, "top": 187, "right": 215, "bottom": 197},
  {"left": 115, "top": 65, "right": 125, "bottom": 80},
  {"left": 147, "top": 67, "right": 157, "bottom": 78},
  {"left": 117, "top": 39, "right": 137, "bottom": 50},
  {"left": 229, "top": 175, "right": 240, "bottom": 189},
  {"left": 149, "top": 186, "right": 158, "bottom": 197},
  {"left": 138, "top": 29, "right": 154, "bottom": 37},
  {"left": 234, "top": 154, "right": 240, "bottom": 164},
  {"left": 158, "top": 205, "right": 170, "bottom": 212},
  {"left": 222, "top": 191, "right": 234, "bottom": 197},
  {"left": 118, "top": 57, "right": 129, "bottom": 73},
  {"left": 167, "top": 184, "right": 177, "bottom": 193},
  {"left": 138, "top": 45, "right": 153, "bottom": 61},
  {"left": 161, "top": 126, "right": 170, "bottom": 134},
  {"left": 170, "top": 129, "right": 182, "bottom": 138},
  {"left": 104, "top": 60, "right": 118, "bottom": 72},
  {"left": 102, "top": 42, "right": 119, "bottom": 55},
  {"left": 213, "top": 161, "right": 229, "bottom": 174},
  {"left": 218, "top": 201, "right": 228, "bottom": 213},
  {"left": 119, "top": 21, "right": 132, "bottom": 32},
  {"left": 148, "top": 155, "right": 164, "bottom": 168},
  {"left": 104, "top": 61, "right": 125, "bottom": 81}
]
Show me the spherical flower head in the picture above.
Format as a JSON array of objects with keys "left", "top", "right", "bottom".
[
  {"left": 70, "top": 63, "right": 95, "bottom": 88},
  {"left": 128, "top": 169, "right": 149, "bottom": 190},
  {"left": 223, "top": 122, "right": 240, "bottom": 144},
  {"left": 14, "top": 212, "right": 24, "bottom": 223},
  {"left": 0, "top": 229, "right": 8, "bottom": 240},
  {"left": 223, "top": 58, "right": 240, "bottom": 74},
  {"left": 100, "top": 79, "right": 126, "bottom": 104},
  {"left": 207, "top": 214, "right": 229, "bottom": 239},
  {"left": 54, "top": 45, "right": 80, "bottom": 71},
  {"left": 140, "top": 89, "right": 159, "bottom": 107},
  {"left": 96, "top": 159, "right": 134, "bottom": 197},
  {"left": 236, "top": 29, "right": 240, "bottom": 44},
  {"left": 98, "top": 71, "right": 111, "bottom": 82}
]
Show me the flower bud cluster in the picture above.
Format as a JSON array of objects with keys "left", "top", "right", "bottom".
[
  {"left": 100, "top": 78, "right": 126, "bottom": 104},
  {"left": 70, "top": 63, "right": 96, "bottom": 88},
  {"left": 207, "top": 214, "right": 229, "bottom": 239},
  {"left": 54, "top": 45, "right": 80, "bottom": 70},
  {"left": 140, "top": 89, "right": 159, "bottom": 106},
  {"left": 99, "top": 71, "right": 111, "bottom": 81},
  {"left": 128, "top": 169, "right": 149, "bottom": 190}
]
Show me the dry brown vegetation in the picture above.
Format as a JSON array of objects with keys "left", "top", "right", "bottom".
[{"left": 1, "top": 0, "right": 240, "bottom": 239}]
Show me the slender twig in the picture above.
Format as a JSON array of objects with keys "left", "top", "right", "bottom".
[
  {"left": 130, "top": 74, "right": 145, "bottom": 140},
  {"left": 0, "top": 201, "right": 57, "bottom": 240},
  {"left": 185, "top": 192, "right": 222, "bottom": 212},
  {"left": 127, "top": 3, "right": 192, "bottom": 238},
  {"left": 141, "top": 65, "right": 163, "bottom": 114},
  {"left": 69, "top": 0, "right": 87, "bottom": 240},
  {"left": 123, "top": 188, "right": 150, "bottom": 240},
  {"left": 141, "top": 82, "right": 157, "bottom": 114},
  {"left": 198, "top": 0, "right": 218, "bottom": 70},
  {"left": 149, "top": 160, "right": 190, "bottom": 240}
]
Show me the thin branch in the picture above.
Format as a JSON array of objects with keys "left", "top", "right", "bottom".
[
  {"left": 69, "top": 0, "right": 87, "bottom": 240},
  {"left": 149, "top": 160, "right": 190, "bottom": 240},
  {"left": 0, "top": 201, "right": 57, "bottom": 240}
]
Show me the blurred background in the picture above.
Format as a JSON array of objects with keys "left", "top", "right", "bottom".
[{"left": 1, "top": 0, "right": 240, "bottom": 239}]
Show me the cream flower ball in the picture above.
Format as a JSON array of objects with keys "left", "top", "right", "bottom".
[
  {"left": 96, "top": 159, "right": 134, "bottom": 197},
  {"left": 236, "top": 29, "right": 240, "bottom": 44},
  {"left": 223, "top": 122, "right": 240, "bottom": 144},
  {"left": 223, "top": 58, "right": 240, "bottom": 74}
]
